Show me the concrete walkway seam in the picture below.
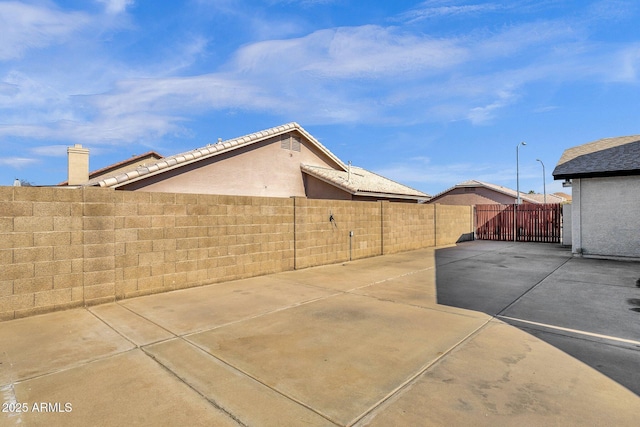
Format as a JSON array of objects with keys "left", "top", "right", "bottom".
[
  {"left": 348, "top": 318, "right": 494, "bottom": 427},
  {"left": 496, "top": 256, "right": 573, "bottom": 317},
  {"left": 180, "top": 336, "right": 341, "bottom": 426}
]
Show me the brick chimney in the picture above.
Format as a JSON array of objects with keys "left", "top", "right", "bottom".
[{"left": 67, "top": 144, "right": 89, "bottom": 185}]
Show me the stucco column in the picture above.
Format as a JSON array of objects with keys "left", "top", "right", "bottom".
[{"left": 571, "top": 179, "right": 581, "bottom": 254}]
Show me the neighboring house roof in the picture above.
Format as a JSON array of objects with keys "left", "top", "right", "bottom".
[
  {"left": 92, "top": 122, "right": 346, "bottom": 188},
  {"left": 430, "top": 180, "right": 541, "bottom": 204},
  {"left": 553, "top": 191, "right": 572, "bottom": 202},
  {"left": 59, "top": 151, "right": 164, "bottom": 186},
  {"left": 301, "top": 164, "right": 430, "bottom": 201},
  {"left": 524, "top": 193, "right": 565, "bottom": 204},
  {"left": 553, "top": 135, "right": 640, "bottom": 179}
]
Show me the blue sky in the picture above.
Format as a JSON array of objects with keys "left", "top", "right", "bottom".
[{"left": 1, "top": 0, "right": 639, "bottom": 196}]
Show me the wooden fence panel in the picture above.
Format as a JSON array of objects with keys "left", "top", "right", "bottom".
[{"left": 475, "top": 203, "right": 562, "bottom": 243}]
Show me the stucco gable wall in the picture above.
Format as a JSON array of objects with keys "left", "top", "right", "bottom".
[
  {"left": 303, "top": 174, "right": 352, "bottom": 200},
  {"left": 120, "top": 133, "right": 340, "bottom": 197},
  {"left": 430, "top": 187, "right": 515, "bottom": 205}
]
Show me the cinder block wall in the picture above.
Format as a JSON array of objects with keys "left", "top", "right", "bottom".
[
  {"left": 0, "top": 187, "right": 473, "bottom": 320},
  {"left": 112, "top": 191, "right": 295, "bottom": 302},
  {"left": 435, "top": 204, "right": 475, "bottom": 245},
  {"left": 293, "top": 198, "right": 382, "bottom": 269},
  {"left": 382, "top": 202, "right": 436, "bottom": 254},
  {"left": 1, "top": 187, "right": 85, "bottom": 320}
]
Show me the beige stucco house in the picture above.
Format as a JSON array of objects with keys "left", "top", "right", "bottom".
[
  {"left": 65, "top": 122, "right": 430, "bottom": 203},
  {"left": 553, "top": 134, "right": 640, "bottom": 259},
  {"left": 427, "top": 180, "right": 561, "bottom": 205}
]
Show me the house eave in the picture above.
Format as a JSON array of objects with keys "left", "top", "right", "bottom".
[
  {"left": 353, "top": 191, "right": 429, "bottom": 202},
  {"left": 553, "top": 169, "right": 640, "bottom": 180}
]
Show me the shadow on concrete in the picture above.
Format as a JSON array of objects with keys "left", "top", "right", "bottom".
[{"left": 435, "top": 240, "right": 640, "bottom": 396}]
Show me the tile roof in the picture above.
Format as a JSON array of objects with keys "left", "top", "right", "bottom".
[
  {"left": 301, "top": 164, "right": 430, "bottom": 201},
  {"left": 524, "top": 193, "right": 565, "bottom": 204},
  {"left": 93, "top": 123, "right": 346, "bottom": 188},
  {"left": 553, "top": 191, "right": 572, "bottom": 201},
  {"left": 60, "top": 151, "right": 164, "bottom": 186},
  {"left": 430, "top": 180, "right": 541, "bottom": 204},
  {"left": 553, "top": 135, "right": 640, "bottom": 179}
]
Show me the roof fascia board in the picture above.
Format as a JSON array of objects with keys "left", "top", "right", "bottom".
[{"left": 553, "top": 169, "right": 640, "bottom": 180}]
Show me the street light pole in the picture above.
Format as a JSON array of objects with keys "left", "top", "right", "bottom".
[
  {"left": 516, "top": 142, "right": 526, "bottom": 204},
  {"left": 536, "top": 159, "right": 546, "bottom": 204}
]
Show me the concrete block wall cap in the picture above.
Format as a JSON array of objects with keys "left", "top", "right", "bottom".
[
  {"left": 167, "top": 158, "right": 178, "bottom": 166},
  {"left": 147, "top": 164, "right": 159, "bottom": 172},
  {"left": 116, "top": 175, "right": 129, "bottom": 183},
  {"left": 125, "top": 171, "right": 140, "bottom": 179}
]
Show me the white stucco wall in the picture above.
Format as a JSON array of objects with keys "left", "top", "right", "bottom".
[
  {"left": 572, "top": 175, "right": 640, "bottom": 258},
  {"left": 562, "top": 203, "right": 572, "bottom": 247}
]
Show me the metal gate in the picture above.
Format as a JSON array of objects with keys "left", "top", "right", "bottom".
[{"left": 475, "top": 203, "right": 562, "bottom": 243}]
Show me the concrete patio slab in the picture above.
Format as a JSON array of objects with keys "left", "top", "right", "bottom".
[
  {"left": 436, "top": 240, "right": 640, "bottom": 397},
  {"left": 436, "top": 271, "right": 543, "bottom": 315},
  {"left": 501, "top": 277, "right": 640, "bottom": 341},
  {"left": 187, "top": 293, "right": 490, "bottom": 425},
  {"left": 0, "top": 310, "right": 133, "bottom": 385},
  {"left": 89, "top": 303, "right": 175, "bottom": 346},
  {"left": 550, "top": 257, "right": 640, "bottom": 288},
  {"left": 10, "top": 350, "right": 237, "bottom": 427},
  {"left": 357, "top": 320, "right": 640, "bottom": 427},
  {"left": 514, "top": 323, "right": 640, "bottom": 398},
  {"left": 145, "top": 338, "right": 333, "bottom": 426},
  {"left": 275, "top": 248, "right": 437, "bottom": 292},
  {"left": 1, "top": 241, "right": 638, "bottom": 426},
  {"left": 350, "top": 270, "right": 437, "bottom": 308},
  {"left": 119, "top": 275, "right": 338, "bottom": 335}
]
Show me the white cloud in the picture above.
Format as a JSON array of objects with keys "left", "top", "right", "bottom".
[
  {"left": 97, "top": 0, "right": 134, "bottom": 15},
  {"left": 467, "top": 88, "right": 519, "bottom": 124},
  {"left": 231, "top": 25, "right": 469, "bottom": 79},
  {"left": 0, "top": 2, "right": 90, "bottom": 61},
  {"left": 29, "top": 145, "right": 69, "bottom": 157},
  {"left": 0, "top": 157, "right": 39, "bottom": 169},
  {"left": 609, "top": 43, "right": 640, "bottom": 83},
  {"left": 400, "top": 2, "right": 501, "bottom": 24},
  {"left": 1, "top": 2, "right": 640, "bottom": 149}
]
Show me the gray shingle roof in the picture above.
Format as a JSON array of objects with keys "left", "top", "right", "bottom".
[
  {"left": 93, "top": 122, "right": 346, "bottom": 188},
  {"left": 553, "top": 135, "right": 640, "bottom": 179},
  {"left": 301, "top": 164, "right": 430, "bottom": 201}
]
